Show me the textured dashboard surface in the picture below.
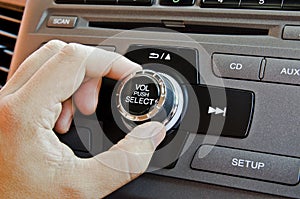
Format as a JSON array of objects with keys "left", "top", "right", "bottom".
[{"left": 8, "top": 0, "right": 300, "bottom": 198}]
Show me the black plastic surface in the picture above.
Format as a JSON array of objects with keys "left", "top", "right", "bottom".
[
  {"left": 240, "top": 0, "right": 282, "bottom": 9},
  {"left": 118, "top": 0, "right": 153, "bottom": 5},
  {"left": 86, "top": 0, "right": 117, "bottom": 5},
  {"left": 120, "top": 75, "right": 160, "bottom": 115},
  {"left": 283, "top": 0, "right": 300, "bottom": 10},
  {"left": 125, "top": 45, "right": 199, "bottom": 84},
  {"left": 201, "top": 0, "right": 240, "bottom": 8},
  {"left": 191, "top": 85, "right": 254, "bottom": 138},
  {"left": 160, "top": 0, "right": 195, "bottom": 6}
]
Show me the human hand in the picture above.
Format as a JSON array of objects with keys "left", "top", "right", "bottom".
[{"left": 0, "top": 40, "right": 166, "bottom": 198}]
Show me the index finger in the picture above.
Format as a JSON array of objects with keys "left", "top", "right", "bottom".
[
  {"left": 14, "top": 43, "right": 141, "bottom": 129},
  {"left": 84, "top": 47, "right": 141, "bottom": 80},
  {"left": 71, "top": 45, "right": 142, "bottom": 115}
]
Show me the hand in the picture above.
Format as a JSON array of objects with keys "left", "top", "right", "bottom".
[{"left": 0, "top": 40, "right": 166, "bottom": 198}]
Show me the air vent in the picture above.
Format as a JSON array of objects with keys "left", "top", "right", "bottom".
[{"left": 0, "top": 6, "right": 24, "bottom": 89}]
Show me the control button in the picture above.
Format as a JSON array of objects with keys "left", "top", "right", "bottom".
[
  {"left": 125, "top": 45, "right": 199, "bottom": 84},
  {"left": 47, "top": 16, "right": 78, "bottom": 29},
  {"left": 119, "top": 74, "right": 161, "bottom": 116},
  {"left": 240, "top": 0, "right": 282, "bottom": 9},
  {"left": 212, "top": 54, "right": 262, "bottom": 81},
  {"left": 263, "top": 58, "right": 300, "bottom": 85},
  {"left": 200, "top": 0, "right": 240, "bottom": 8},
  {"left": 160, "top": 0, "right": 195, "bottom": 6},
  {"left": 118, "top": 0, "right": 153, "bottom": 5},
  {"left": 86, "top": 0, "right": 116, "bottom": 4},
  {"left": 283, "top": 0, "right": 300, "bottom": 10},
  {"left": 55, "top": 0, "right": 84, "bottom": 3},
  {"left": 282, "top": 26, "right": 300, "bottom": 41},
  {"left": 116, "top": 69, "right": 184, "bottom": 131},
  {"left": 191, "top": 145, "right": 300, "bottom": 185},
  {"left": 192, "top": 85, "right": 254, "bottom": 138}
]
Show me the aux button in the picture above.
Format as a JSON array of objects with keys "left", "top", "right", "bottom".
[{"left": 116, "top": 69, "right": 184, "bottom": 131}]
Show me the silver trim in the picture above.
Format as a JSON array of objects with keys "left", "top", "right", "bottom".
[
  {"left": 116, "top": 69, "right": 184, "bottom": 131},
  {"left": 161, "top": 73, "right": 184, "bottom": 131},
  {"left": 116, "top": 69, "right": 167, "bottom": 122}
]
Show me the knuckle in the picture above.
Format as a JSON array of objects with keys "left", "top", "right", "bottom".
[
  {"left": 43, "top": 39, "right": 66, "bottom": 52},
  {"left": 54, "top": 43, "right": 86, "bottom": 64},
  {"left": 0, "top": 96, "right": 22, "bottom": 132},
  {"left": 58, "top": 43, "right": 93, "bottom": 62},
  {"left": 60, "top": 43, "right": 80, "bottom": 57}
]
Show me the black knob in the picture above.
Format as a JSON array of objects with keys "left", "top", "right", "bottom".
[{"left": 116, "top": 69, "right": 184, "bottom": 131}]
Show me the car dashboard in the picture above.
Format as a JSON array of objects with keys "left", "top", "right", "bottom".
[{"left": 0, "top": 0, "right": 299, "bottom": 198}]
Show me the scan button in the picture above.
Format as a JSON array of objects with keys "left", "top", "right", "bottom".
[{"left": 47, "top": 16, "right": 78, "bottom": 28}]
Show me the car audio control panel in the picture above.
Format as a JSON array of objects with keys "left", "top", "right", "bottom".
[{"left": 9, "top": 0, "right": 300, "bottom": 198}]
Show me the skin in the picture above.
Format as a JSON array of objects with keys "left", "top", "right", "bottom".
[{"left": 0, "top": 40, "right": 166, "bottom": 198}]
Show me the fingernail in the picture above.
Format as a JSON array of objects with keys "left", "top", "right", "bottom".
[
  {"left": 66, "top": 117, "right": 72, "bottom": 131},
  {"left": 63, "top": 117, "right": 72, "bottom": 133}
]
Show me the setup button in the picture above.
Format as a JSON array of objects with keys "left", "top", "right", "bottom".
[{"left": 191, "top": 145, "right": 300, "bottom": 185}]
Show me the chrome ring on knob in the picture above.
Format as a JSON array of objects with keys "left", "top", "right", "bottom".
[{"left": 115, "top": 69, "right": 184, "bottom": 131}]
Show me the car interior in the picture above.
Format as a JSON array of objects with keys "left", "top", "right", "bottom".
[{"left": 0, "top": 0, "right": 299, "bottom": 198}]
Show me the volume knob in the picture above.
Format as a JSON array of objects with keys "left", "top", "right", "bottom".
[{"left": 116, "top": 69, "right": 184, "bottom": 131}]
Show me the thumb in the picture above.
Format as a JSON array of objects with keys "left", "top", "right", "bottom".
[{"left": 67, "top": 122, "right": 166, "bottom": 198}]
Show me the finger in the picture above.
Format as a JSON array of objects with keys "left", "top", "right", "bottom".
[
  {"left": 0, "top": 40, "right": 66, "bottom": 97},
  {"left": 66, "top": 122, "right": 166, "bottom": 198},
  {"left": 15, "top": 43, "right": 141, "bottom": 128},
  {"left": 73, "top": 49, "right": 141, "bottom": 115},
  {"left": 54, "top": 98, "right": 74, "bottom": 134},
  {"left": 73, "top": 77, "right": 102, "bottom": 115},
  {"left": 84, "top": 47, "right": 142, "bottom": 79}
]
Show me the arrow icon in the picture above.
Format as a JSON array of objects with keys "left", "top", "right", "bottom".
[
  {"left": 208, "top": 106, "right": 227, "bottom": 117},
  {"left": 165, "top": 54, "right": 171, "bottom": 60}
]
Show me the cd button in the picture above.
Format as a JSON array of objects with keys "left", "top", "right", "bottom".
[{"left": 212, "top": 54, "right": 262, "bottom": 81}]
